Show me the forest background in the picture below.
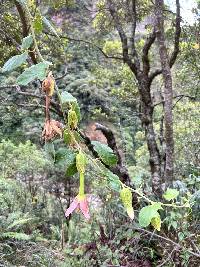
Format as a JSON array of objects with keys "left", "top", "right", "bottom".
[{"left": 0, "top": 0, "right": 200, "bottom": 266}]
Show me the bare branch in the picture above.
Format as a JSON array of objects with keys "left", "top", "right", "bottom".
[
  {"left": 95, "top": 123, "right": 131, "bottom": 184},
  {"left": 134, "top": 227, "right": 200, "bottom": 259},
  {"left": 153, "top": 94, "right": 196, "bottom": 107},
  {"left": 142, "top": 29, "right": 156, "bottom": 75},
  {"left": 44, "top": 31, "right": 123, "bottom": 61},
  {"left": 14, "top": 0, "right": 38, "bottom": 64},
  {"left": 0, "top": 85, "right": 62, "bottom": 116},
  {"left": 78, "top": 127, "right": 131, "bottom": 185},
  {"left": 149, "top": 0, "right": 181, "bottom": 84},
  {"left": 107, "top": 0, "right": 138, "bottom": 75},
  {"left": 129, "top": 0, "right": 141, "bottom": 70}
]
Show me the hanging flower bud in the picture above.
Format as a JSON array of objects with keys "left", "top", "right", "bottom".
[
  {"left": 120, "top": 187, "right": 134, "bottom": 220},
  {"left": 68, "top": 109, "right": 78, "bottom": 129},
  {"left": 42, "top": 72, "right": 55, "bottom": 97},
  {"left": 76, "top": 151, "right": 87, "bottom": 174}
]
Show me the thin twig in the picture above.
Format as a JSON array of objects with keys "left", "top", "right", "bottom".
[{"left": 134, "top": 227, "right": 200, "bottom": 258}]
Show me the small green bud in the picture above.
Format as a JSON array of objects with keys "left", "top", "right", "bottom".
[
  {"left": 68, "top": 109, "right": 78, "bottom": 129},
  {"left": 76, "top": 151, "right": 87, "bottom": 174}
]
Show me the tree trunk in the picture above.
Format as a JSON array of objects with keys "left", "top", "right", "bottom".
[
  {"left": 15, "top": 0, "right": 38, "bottom": 64},
  {"left": 155, "top": 0, "right": 174, "bottom": 185},
  {"left": 138, "top": 74, "right": 162, "bottom": 196}
]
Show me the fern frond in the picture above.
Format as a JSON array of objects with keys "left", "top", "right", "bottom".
[
  {"left": 0, "top": 232, "right": 31, "bottom": 240},
  {"left": 7, "top": 217, "right": 34, "bottom": 230}
]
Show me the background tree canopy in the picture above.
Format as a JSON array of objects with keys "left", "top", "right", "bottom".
[{"left": 0, "top": 0, "right": 200, "bottom": 266}]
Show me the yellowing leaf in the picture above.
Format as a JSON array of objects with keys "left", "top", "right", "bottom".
[
  {"left": 151, "top": 215, "right": 161, "bottom": 231},
  {"left": 120, "top": 187, "right": 134, "bottom": 220}
]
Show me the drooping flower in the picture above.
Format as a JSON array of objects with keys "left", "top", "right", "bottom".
[
  {"left": 65, "top": 194, "right": 90, "bottom": 220},
  {"left": 65, "top": 163, "right": 90, "bottom": 219},
  {"left": 42, "top": 119, "right": 63, "bottom": 141}
]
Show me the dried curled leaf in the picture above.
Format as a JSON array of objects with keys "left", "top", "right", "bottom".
[
  {"left": 68, "top": 109, "right": 78, "bottom": 129},
  {"left": 42, "top": 72, "right": 55, "bottom": 96},
  {"left": 76, "top": 151, "right": 87, "bottom": 174},
  {"left": 42, "top": 119, "right": 63, "bottom": 141},
  {"left": 120, "top": 187, "right": 134, "bottom": 220}
]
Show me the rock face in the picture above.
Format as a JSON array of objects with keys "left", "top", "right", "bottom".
[{"left": 84, "top": 122, "right": 108, "bottom": 144}]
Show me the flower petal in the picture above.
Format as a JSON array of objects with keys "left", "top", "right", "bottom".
[
  {"left": 79, "top": 198, "right": 90, "bottom": 220},
  {"left": 65, "top": 198, "right": 79, "bottom": 217}
]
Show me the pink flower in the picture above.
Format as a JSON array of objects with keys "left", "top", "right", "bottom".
[{"left": 65, "top": 195, "right": 90, "bottom": 220}]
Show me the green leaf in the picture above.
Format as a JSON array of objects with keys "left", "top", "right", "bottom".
[
  {"left": 2, "top": 52, "right": 28, "bottom": 73},
  {"left": 66, "top": 161, "right": 78, "bottom": 176},
  {"left": 163, "top": 188, "right": 179, "bottom": 201},
  {"left": 44, "top": 142, "right": 55, "bottom": 161},
  {"left": 34, "top": 10, "right": 43, "bottom": 34},
  {"left": 55, "top": 147, "right": 78, "bottom": 176},
  {"left": 55, "top": 147, "right": 74, "bottom": 164},
  {"left": 106, "top": 171, "right": 121, "bottom": 192},
  {"left": 60, "top": 91, "right": 77, "bottom": 105},
  {"left": 60, "top": 92, "right": 81, "bottom": 121},
  {"left": 42, "top": 16, "right": 59, "bottom": 38},
  {"left": 21, "top": 35, "right": 33, "bottom": 50},
  {"left": 63, "top": 129, "right": 72, "bottom": 145},
  {"left": 151, "top": 202, "right": 163, "bottom": 210},
  {"left": 91, "top": 141, "right": 117, "bottom": 166},
  {"left": 16, "top": 61, "right": 51, "bottom": 85},
  {"left": 71, "top": 101, "right": 81, "bottom": 122},
  {"left": 139, "top": 205, "right": 161, "bottom": 227}
]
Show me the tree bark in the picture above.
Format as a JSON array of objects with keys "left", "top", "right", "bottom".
[
  {"left": 15, "top": 0, "right": 38, "bottom": 64},
  {"left": 155, "top": 0, "right": 175, "bottom": 184},
  {"left": 137, "top": 74, "right": 162, "bottom": 196},
  {"left": 107, "top": 0, "right": 162, "bottom": 196}
]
